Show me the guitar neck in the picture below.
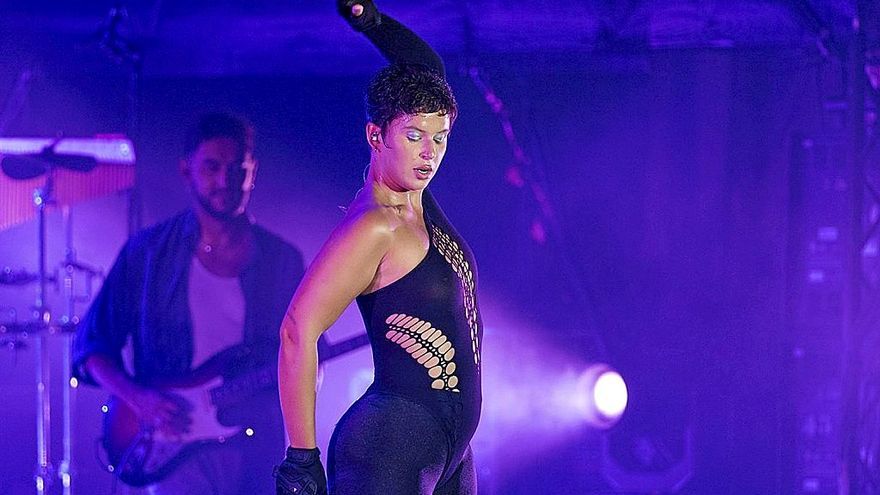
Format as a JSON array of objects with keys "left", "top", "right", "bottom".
[
  {"left": 210, "top": 333, "right": 371, "bottom": 409},
  {"left": 210, "top": 366, "right": 276, "bottom": 410},
  {"left": 319, "top": 333, "right": 371, "bottom": 362}
]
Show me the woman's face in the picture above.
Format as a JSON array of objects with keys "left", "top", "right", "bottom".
[{"left": 372, "top": 112, "right": 451, "bottom": 192}]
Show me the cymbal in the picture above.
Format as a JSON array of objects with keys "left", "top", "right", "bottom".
[
  {"left": 1, "top": 149, "right": 98, "bottom": 180},
  {"left": 0, "top": 136, "right": 136, "bottom": 231}
]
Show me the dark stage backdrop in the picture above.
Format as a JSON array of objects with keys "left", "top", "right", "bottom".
[{"left": 0, "top": 45, "right": 824, "bottom": 494}]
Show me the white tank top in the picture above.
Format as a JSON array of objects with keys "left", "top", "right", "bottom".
[{"left": 188, "top": 256, "right": 246, "bottom": 368}]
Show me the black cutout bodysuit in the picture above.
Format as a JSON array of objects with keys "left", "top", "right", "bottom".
[
  {"left": 359, "top": 190, "right": 482, "bottom": 447},
  {"left": 327, "top": 12, "right": 483, "bottom": 495},
  {"left": 356, "top": 13, "right": 483, "bottom": 447},
  {"left": 328, "top": 191, "right": 482, "bottom": 495}
]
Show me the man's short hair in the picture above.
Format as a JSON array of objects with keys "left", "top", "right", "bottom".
[
  {"left": 365, "top": 63, "right": 458, "bottom": 134},
  {"left": 183, "top": 112, "right": 254, "bottom": 158}
]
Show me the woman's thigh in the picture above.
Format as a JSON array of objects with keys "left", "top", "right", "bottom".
[
  {"left": 328, "top": 393, "right": 450, "bottom": 495},
  {"left": 434, "top": 446, "right": 476, "bottom": 495}
]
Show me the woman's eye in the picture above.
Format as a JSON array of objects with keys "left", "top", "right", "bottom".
[{"left": 433, "top": 135, "right": 447, "bottom": 144}]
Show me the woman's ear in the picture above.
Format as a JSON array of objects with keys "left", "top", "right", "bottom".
[{"left": 365, "top": 122, "right": 382, "bottom": 151}]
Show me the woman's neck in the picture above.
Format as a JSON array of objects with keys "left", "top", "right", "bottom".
[{"left": 365, "top": 166, "right": 423, "bottom": 213}]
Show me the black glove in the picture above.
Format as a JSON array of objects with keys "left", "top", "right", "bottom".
[
  {"left": 336, "top": 0, "right": 382, "bottom": 32},
  {"left": 274, "top": 447, "right": 327, "bottom": 495}
]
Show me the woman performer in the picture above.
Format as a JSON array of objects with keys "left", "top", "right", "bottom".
[{"left": 275, "top": 2, "right": 483, "bottom": 494}]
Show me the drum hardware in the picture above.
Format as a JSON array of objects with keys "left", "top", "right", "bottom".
[
  {"left": 0, "top": 136, "right": 136, "bottom": 232},
  {"left": 1, "top": 136, "right": 134, "bottom": 495},
  {"left": 0, "top": 334, "right": 28, "bottom": 351},
  {"left": 0, "top": 138, "right": 97, "bottom": 180},
  {"left": 59, "top": 207, "right": 103, "bottom": 321},
  {"left": 0, "top": 321, "right": 39, "bottom": 350},
  {"left": 29, "top": 154, "right": 65, "bottom": 495},
  {"left": 0, "top": 267, "right": 39, "bottom": 286}
]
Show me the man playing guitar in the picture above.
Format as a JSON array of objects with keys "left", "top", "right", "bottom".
[{"left": 73, "top": 112, "right": 310, "bottom": 494}]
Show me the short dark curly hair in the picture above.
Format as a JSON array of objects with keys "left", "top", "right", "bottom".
[
  {"left": 365, "top": 63, "right": 458, "bottom": 135},
  {"left": 183, "top": 111, "right": 254, "bottom": 158}
]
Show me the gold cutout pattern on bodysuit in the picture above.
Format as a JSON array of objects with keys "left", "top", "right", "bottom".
[
  {"left": 384, "top": 313, "right": 460, "bottom": 391},
  {"left": 430, "top": 225, "right": 481, "bottom": 370}
]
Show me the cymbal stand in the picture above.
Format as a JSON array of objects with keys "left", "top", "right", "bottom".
[
  {"left": 59, "top": 332, "right": 72, "bottom": 495},
  {"left": 58, "top": 204, "right": 100, "bottom": 494},
  {"left": 58, "top": 204, "right": 73, "bottom": 495},
  {"left": 61, "top": 206, "right": 100, "bottom": 321},
  {"left": 34, "top": 169, "right": 54, "bottom": 495},
  {"left": 32, "top": 168, "right": 78, "bottom": 495},
  {"left": 33, "top": 168, "right": 54, "bottom": 494}
]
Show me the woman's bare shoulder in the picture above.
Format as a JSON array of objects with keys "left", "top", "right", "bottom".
[
  {"left": 340, "top": 196, "right": 405, "bottom": 236},
  {"left": 330, "top": 199, "right": 401, "bottom": 252}
]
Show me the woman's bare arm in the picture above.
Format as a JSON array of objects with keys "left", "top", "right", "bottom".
[{"left": 278, "top": 208, "right": 392, "bottom": 448}]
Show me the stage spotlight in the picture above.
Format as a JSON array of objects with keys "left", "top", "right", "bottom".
[{"left": 578, "top": 364, "right": 628, "bottom": 428}]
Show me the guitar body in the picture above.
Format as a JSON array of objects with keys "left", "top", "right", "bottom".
[
  {"left": 102, "top": 376, "right": 243, "bottom": 486},
  {"left": 101, "top": 334, "right": 370, "bottom": 486}
]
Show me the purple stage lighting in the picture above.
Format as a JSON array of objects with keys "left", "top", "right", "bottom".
[
  {"left": 577, "top": 364, "right": 628, "bottom": 428},
  {"left": 478, "top": 316, "right": 627, "bottom": 435}
]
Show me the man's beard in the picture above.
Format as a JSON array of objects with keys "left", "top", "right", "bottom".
[{"left": 195, "top": 191, "right": 244, "bottom": 220}]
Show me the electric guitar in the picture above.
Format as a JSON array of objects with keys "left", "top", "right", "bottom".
[{"left": 101, "top": 333, "right": 370, "bottom": 486}]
